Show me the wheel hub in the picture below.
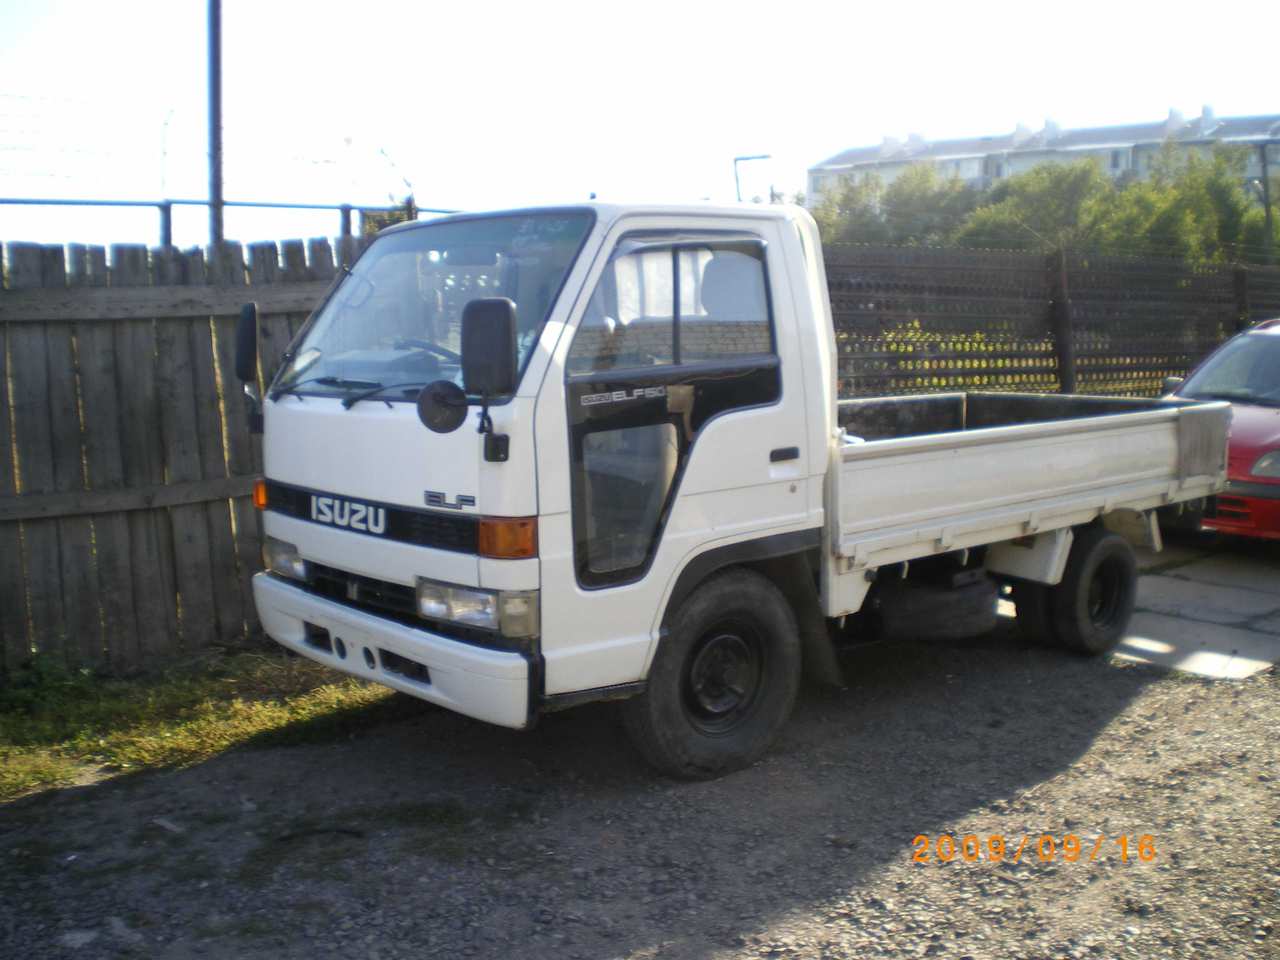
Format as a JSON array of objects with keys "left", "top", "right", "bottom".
[{"left": 684, "top": 628, "right": 763, "bottom": 733}]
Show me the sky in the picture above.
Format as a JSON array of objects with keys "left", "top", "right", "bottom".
[{"left": 1, "top": 0, "right": 1277, "bottom": 250}]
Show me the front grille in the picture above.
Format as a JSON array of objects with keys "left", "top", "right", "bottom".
[
  {"left": 300, "top": 563, "right": 524, "bottom": 651},
  {"left": 309, "top": 563, "right": 418, "bottom": 618},
  {"left": 266, "top": 481, "right": 478, "bottom": 554}
]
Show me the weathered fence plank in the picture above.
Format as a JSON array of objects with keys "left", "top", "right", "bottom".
[
  {"left": 153, "top": 248, "right": 217, "bottom": 650},
  {"left": 0, "top": 291, "right": 27, "bottom": 671},
  {"left": 197, "top": 243, "right": 247, "bottom": 642},
  {"left": 0, "top": 281, "right": 331, "bottom": 323},
  {"left": 71, "top": 243, "right": 140, "bottom": 669},
  {"left": 0, "top": 476, "right": 257, "bottom": 523},
  {"left": 6, "top": 243, "right": 68, "bottom": 661},
  {"left": 42, "top": 246, "right": 104, "bottom": 667},
  {"left": 257, "top": 241, "right": 305, "bottom": 384},
  {"left": 307, "top": 238, "right": 335, "bottom": 282},
  {"left": 112, "top": 243, "right": 180, "bottom": 658},
  {"left": 211, "top": 243, "right": 262, "bottom": 631}
]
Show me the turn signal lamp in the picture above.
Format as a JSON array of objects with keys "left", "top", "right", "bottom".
[{"left": 478, "top": 517, "right": 538, "bottom": 559}]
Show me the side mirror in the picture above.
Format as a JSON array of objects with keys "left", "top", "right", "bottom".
[
  {"left": 461, "top": 298, "right": 518, "bottom": 398},
  {"left": 235, "top": 303, "right": 258, "bottom": 383},
  {"left": 235, "top": 302, "right": 263, "bottom": 434},
  {"left": 1163, "top": 376, "right": 1185, "bottom": 396}
]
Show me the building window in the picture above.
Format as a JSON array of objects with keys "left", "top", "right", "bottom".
[{"left": 1111, "top": 150, "right": 1123, "bottom": 171}]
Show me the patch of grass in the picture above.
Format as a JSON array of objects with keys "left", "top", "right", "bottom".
[{"left": 0, "top": 651, "right": 421, "bottom": 803}]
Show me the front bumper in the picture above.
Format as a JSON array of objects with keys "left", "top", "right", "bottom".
[
  {"left": 1202, "top": 480, "right": 1280, "bottom": 541},
  {"left": 253, "top": 573, "right": 531, "bottom": 728}
]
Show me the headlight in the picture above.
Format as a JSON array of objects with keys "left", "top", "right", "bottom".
[
  {"left": 1252, "top": 451, "right": 1280, "bottom": 478},
  {"left": 415, "top": 578, "right": 539, "bottom": 639},
  {"left": 263, "top": 537, "right": 308, "bottom": 581}
]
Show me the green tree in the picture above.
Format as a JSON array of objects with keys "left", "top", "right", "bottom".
[
  {"left": 811, "top": 173, "right": 889, "bottom": 244},
  {"left": 1241, "top": 192, "right": 1279, "bottom": 265},
  {"left": 880, "top": 165, "right": 981, "bottom": 245},
  {"left": 1138, "top": 146, "right": 1251, "bottom": 260},
  {"left": 813, "top": 165, "right": 980, "bottom": 245},
  {"left": 813, "top": 147, "right": 1273, "bottom": 264},
  {"left": 952, "top": 161, "right": 1114, "bottom": 251}
]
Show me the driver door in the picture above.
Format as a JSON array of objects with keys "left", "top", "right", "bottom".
[{"left": 535, "top": 217, "right": 814, "bottom": 695}]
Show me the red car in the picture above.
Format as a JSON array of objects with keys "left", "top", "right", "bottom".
[{"left": 1169, "top": 318, "right": 1280, "bottom": 540}]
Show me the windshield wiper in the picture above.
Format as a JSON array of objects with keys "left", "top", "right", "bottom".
[
  {"left": 341, "top": 380, "right": 438, "bottom": 410},
  {"left": 271, "top": 375, "right": 383, "bottom": 401}
]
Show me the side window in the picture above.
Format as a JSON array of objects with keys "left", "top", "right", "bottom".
[
  {"left": 567, "top": 237, "right": 773, "bottom": 374},
  {"left": 678, "top": 245, "right": 772, "bottom": 362},
  {"left": 566, "top": 249, "right": 674, "bottom": 374},
  {"left": 580, "top": 423, "right": 679, "bottom": 574}
]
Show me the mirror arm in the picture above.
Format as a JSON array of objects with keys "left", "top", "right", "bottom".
[
  {"left": 243, "top": 382, "right": 263, "bottom": 434},
  {"left": 474, "top": 392, "right": 509, "bottom": 462},
  {"left": 476, "top": 393, "right": 494, "bottom": 435}
]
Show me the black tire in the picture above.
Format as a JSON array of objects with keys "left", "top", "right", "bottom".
[
  {"left": 621, "top": 568, "right": 801, "bottom": 779},
  {"left": 1049, "top": 526, "right": 1137, "bottom": 656},
  {"left": 1012, "top": 580, "right": 1059, "bottom": 647}
]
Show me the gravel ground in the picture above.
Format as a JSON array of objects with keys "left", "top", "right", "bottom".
[{"left": 1, "top": 613, "right": 1277, "bottom": 960}]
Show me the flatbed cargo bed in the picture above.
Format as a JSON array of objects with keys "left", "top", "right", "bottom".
[{"left": 821, "top": 392, "right": 1230, "bottom": 615}]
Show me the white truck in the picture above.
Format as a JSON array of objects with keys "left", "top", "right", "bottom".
[{"left": 234, "top": 203, "right": 1230, "bottom": 778}]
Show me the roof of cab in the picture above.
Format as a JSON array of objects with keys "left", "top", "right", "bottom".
[
  {"left": 1251, "top": 317, "right": 1280, "bottom": 333},
  {"left": 377, "top": 201, "right": 807, "bottom": 237}
]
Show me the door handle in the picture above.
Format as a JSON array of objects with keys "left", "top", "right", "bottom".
[{"left": 770, "top": 446, "right": 800, "bottom": 463}]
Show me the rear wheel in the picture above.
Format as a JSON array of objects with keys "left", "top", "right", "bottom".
[
  {"left": 621, "top": 568, "right": 801, "bottom": 779},
  {"left": 1050, "top": 527, "right": 1137, "bottom": 655},
  {"left": 1013, "top": 527, "right": 1138, "bottom": 654}
]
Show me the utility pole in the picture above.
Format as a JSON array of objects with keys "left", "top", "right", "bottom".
[
  {"left": 208, "top": 0, "right": 224, "bottom": 246},
  {"left": 733, "top": 154, "right": 770, "bottom": 202},
  {"left": 1261, "top": 142, "right": 1274, "bottom": 265}
]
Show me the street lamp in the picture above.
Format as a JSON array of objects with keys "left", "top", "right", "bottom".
[
  {"left": 1259, "top": 141, "right": 1275, "bottom": 265},
  {"left": 734, "top": 154, "right": 771, "bottom": 202}
]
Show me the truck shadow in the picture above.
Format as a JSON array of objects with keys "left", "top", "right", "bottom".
[{"left": 0, "top": 617, "right": 1166, "bottom": 959}]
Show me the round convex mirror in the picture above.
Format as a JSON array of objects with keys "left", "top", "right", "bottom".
[{"left": 416, "top": 380, "right": 469, "bottom": 433}]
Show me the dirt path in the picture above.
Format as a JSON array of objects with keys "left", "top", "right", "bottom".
[{"left": 2, "top": 607, "right": 1276, "bottom": 960}]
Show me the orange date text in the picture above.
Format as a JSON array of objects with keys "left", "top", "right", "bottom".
[{"left": 911, "top": 834, "right": 1157, "bottom": 864}]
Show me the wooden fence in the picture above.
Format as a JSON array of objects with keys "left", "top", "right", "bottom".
[
  {"left": 0, "top": 237, "right": 363, "bottom": 676},
  {"left": 2, "top": 237, "right": 1278, "bottom": 677}
]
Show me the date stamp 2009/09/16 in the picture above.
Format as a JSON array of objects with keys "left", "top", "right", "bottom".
[{"left": 912, "top": 834, "right": 1157, "bottom": 864}]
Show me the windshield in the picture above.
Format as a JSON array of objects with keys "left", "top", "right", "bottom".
[
  {"left": 1181, "top": 333, "right": 1280, "bottom": 408},
  {"left": 271, "top": 211, "right": 594, "bottom": 400}
]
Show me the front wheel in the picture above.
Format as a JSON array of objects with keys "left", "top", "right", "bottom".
[{"left": 621, "top": 568, "right": 801, "bottom": 779}]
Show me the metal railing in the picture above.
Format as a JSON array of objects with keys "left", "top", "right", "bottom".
[{"left": 0, "top": 196, "right": 459, "bottom": 247}]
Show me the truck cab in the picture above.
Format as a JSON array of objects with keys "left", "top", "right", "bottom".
[
  {"left": 246, "top": 202, "right": 1228, "bottom": 778},
  {"left": 251, "top": 204, "right": 828, "bottom": 748}
]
